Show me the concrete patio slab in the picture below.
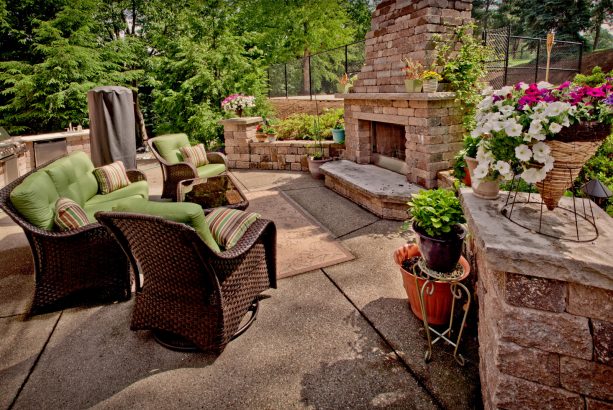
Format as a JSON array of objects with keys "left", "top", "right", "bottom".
[
  {"left": 230, "top": 169, "right": 324, "bottom": 192},
  {"left": 13, "top": 272, "right": 436, "bottom": 409}
]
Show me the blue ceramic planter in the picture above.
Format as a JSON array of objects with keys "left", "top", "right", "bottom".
[{"left": 331, "top": 128, "right": 345, "bottom": 144}]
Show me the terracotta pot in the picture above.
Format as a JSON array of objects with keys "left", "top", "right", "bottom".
[
  {"left": 462, "top": 166, "right": 471, "bottom": 186},
  {"left": 413, "top": 222, "right": 466, "bottom": 273},
  {"left": 465, "top": 156, "right": 500, "bottom": 200},
  {"left": 307, "top": 157, "right": 332, "bottom": 179},
  {"left": 394, "top": 243, "right": 470, "bottom": 325},
  {"left": 255, "top": 133, "right": 267, "bottom": 142}
]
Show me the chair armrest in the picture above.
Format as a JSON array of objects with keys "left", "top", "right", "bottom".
[
  {"left": 167, "top": 162, "right": 199, "bottom": 178},
  {"left": 207, "top": 152, "right": 229, "bottom": 168},
  {"left": 126, "top": 169, "right": 147, "bottom": 183}
]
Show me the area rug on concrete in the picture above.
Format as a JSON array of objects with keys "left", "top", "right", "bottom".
[{"left": 245, "top": 190, "right": 354, "bottom": 279}]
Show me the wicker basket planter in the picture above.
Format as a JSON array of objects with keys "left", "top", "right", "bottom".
[{"left": 535, "top": 122, "right": 610, "bottom": 210}]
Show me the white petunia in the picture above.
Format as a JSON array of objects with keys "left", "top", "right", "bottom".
[
  {"left": 499, "top": 105, "right": 515, "bottom": 116},
  {"left": 491, "top": 121, "right": 504, "bottom": 132},
  {"left": 473, "top": 163, "right": 490, "bottom": 179},
  {"left": 542, "top": 157, "right": 554, "bottom": 173},
  {"left": 549, "top": 122, "right": 562, "bottom": 134},
  {"left": 477, "top": 96, "right": 493, "bottom": 110},
  {"left": 528, "top": 120, "right": 543, "bottom": 135},
  {"left": 520, "top": 168, "right": 540, "bottom": 184},
  {"left": 537, "top": 81, "right": 553, "bottom": 89},
  {"left": 494, "top": 160, "right": 512, "bottom": 177},
  {"left": 532, "top": 141, "right": 551, "bottom": 163},
  {"left": 562, "top": 117, "right": 570, "bottom": 127},
  {"left": 515, "top": 144, "right": 532, "bottom": 162},
  {"left": 496, "top": 86, "right": 513, "bottom": 96},
  {"left": 476, "top": 145, "right": 494, "bottom": 164},
  {"left": 531, "top": 133, "right": 546, "bottom": 141},
  {"left": 504, "top": 120, "right": 523, "bottom": 137}
]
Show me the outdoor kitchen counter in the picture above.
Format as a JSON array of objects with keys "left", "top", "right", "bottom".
[{"left": 19, "top": 129, "right": 89, "bottom": 142}]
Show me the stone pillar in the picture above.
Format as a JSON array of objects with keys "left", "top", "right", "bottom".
[
  {"left": 219, "top": 117, "right": 261, "bottom": 169},
  {"left": 461, "top": 190, "right": 613, "bottom": 409},
  {"left": 353, "top": 0, "right": 472, "bottom": 94}
]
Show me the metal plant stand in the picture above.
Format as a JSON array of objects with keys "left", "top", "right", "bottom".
[{"left": 413, "top": 258, "right": 471, "bottom": 366}]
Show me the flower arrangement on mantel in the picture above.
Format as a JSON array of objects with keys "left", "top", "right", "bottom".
[
  {"left": 221, "top": 94, "right": 255, "bottom": 117},
  {"left": 402, "top": 58, "right": 424, "bottom": 80},
  {"left": 471, "top": 80, "right": 612, "bottom": 209}
]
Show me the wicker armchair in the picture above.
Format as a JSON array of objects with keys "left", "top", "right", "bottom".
[
  {"left": 148, "top": 134, "right": 228, "bottom": 201},
  {"left": 0, "top": 162, "right": 146, "bottom": 314},
  {"left": 96, "top": 211, "right": 277, "bottom": 353}
]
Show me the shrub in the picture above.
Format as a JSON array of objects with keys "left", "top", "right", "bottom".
[
  {"left": 274, "top": 108, "right": 343, "bottom": 140},
  {"left": 407, "top": 189, "right": 466, "bottom": 238}
]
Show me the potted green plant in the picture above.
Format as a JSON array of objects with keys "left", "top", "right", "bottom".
[
  {"left": 264, "top": 123, "right": 277, "bottom": 142},
  {"left": 453, "top": 135, "right": 481, "bottom": 186},
  {"left": 337, "top": 73, "right": 357, "bottom": 94},
  {"left": 307, "top": 121, "right": 332, "bottom": 179},
  {"left": 407, "top": 189, "right": 466, "bottom": 273},
  {"left": 421, "top": 70, "right": 442, "bottom": 93},
  {"left": 402, "top": 58, "right": 424, "bottom": 92},
  {"left": 255, "top": 123, "right": 267, "bottom": 142},
  {"left": 331, "top": 118, "right": 345, "bottom": 144}
]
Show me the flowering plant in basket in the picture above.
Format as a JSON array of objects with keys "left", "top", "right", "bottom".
[
  {"left": 471, "top": 80, "right": 613, "bottom": 205},
  {"left": 221, "top": 94, "right": 255, "bottom": 116}
]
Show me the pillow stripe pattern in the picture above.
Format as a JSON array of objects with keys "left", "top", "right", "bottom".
[
  {"left": 180, "top": 144, "right": 209, "bottom": 167},
  {"left": 205, "top": 208, "right": 260, "bottom": 249},
  {"left": 54, "top": 197, "right": 90, "bottom": 231},
  {"left": 93, "top": 161, "right": 130, "bottom": 194}
]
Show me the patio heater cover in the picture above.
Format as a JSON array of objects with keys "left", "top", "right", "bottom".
[{"left": 87, "top": 86, "right": 136, "bottom": 169}]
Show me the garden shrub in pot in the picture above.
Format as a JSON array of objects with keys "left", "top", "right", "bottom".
[{"left": 408, "top": 189, "right": 466, "bottom": 272}]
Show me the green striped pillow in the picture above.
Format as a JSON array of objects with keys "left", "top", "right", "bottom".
[
  {"left": 205, "top": 208, "right": 260, "bottom": 249},
  {"left": 93, "top": 161, "right": 130, "bottom": 194},
  {"left": 180, "top": 144, "right": 209, "bottom": 167},
  {"left": 54, "top": 197, "right": 90, "bottom": 231}
]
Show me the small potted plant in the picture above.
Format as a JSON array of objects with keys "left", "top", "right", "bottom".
[
  {"left": 421, "top": 70, "right": 442, "bottom": 93},
  {"left": 266, "top": 125, "right": 277, "bottom": 142},
  {"left": 307, "top": 121, "right": 332, "bottom": 179},
  {"left": 221, "top": 94, "right": 256, "bottom": 117},
  {"left": 331, "top": 118, "right": 345, "bottom": 144},
  {"left": 408, "top": 189, "right": 466, "bottom": 273},
  {"left": 453, "top": 135, "right": 482, "bottom": 186},
  {"left": 402, "top": 58, "right": 424, "bottom": 93},
  {"left": 337, "top": 73, "right": 357, "bottom": 94},
  {"left": 255, "top": 123, "right": 267, "bottom": 142}
]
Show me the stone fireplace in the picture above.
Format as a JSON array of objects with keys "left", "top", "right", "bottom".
[{"left": 340, "top": 0, "right": 471, "bottom": 188}]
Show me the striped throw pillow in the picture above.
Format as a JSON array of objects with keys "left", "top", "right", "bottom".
[
  {"left": 205, "top": 208, "right": 260, "bottom": 249},
  {"left": 54, "top": 198, "right": 90, "bottom": 231},
  {"left": 93, "top": 161, "right": 130, "bottom": 194},
  {"left": 180, "top": 144, "right": 209, "bottom": 167}
]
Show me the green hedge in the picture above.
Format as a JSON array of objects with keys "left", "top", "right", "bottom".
[{"left": 275, "top": 108, "right": 343, "bottom": 140}]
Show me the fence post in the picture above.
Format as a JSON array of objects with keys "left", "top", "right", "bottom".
[
  {"left": 308, "top": 55, "right": 312, "bottom": 100},
  {"left": 577, "top": 42, "right": 583, "bottom": 74},
  {"left": 503, "top": 26, "right": 511, "bottom": 86},
  {"left": 267, "top": 68, "right": 271, "bottom": 98},
  {"left": 345, "top": 45, "right": 348, "bottom": 75},
  {"left": 535, "top": 39, "right": 540, "bottom": 83},
  {"left": 284, "top": 64, "right": 288, "bottom": 98}
]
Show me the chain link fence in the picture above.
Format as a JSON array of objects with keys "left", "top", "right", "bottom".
[
  {"left": 267, "top": 41, "right": 365, "bottom": 98},
  {"left": 484, "top": 27, "right": 583, "bottom": 89}
]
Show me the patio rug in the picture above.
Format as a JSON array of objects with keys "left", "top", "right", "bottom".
[{"left": 245, "top": 190, "right": 354, "bottom": 279}]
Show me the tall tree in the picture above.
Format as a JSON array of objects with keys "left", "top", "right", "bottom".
[{"left": 590, "top": 0, "right": 613, "bottom": 50}]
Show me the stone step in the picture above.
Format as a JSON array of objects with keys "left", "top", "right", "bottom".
[{"left": 320, "top": 160, "right": 422, "bottom": 220}]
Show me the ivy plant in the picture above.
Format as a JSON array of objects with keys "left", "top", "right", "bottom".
[{"left": 407, "top": 189, "right": 466, "bottom": 238}]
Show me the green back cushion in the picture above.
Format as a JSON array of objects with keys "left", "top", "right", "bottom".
[
  {"left": 153, "top": 134, "right": 191, "bottom": 164},
  {"left": 10, "top": 171, "right": 59, "bottom": 230},
  {"left": 112, "top": 198, "right": 221, "bottom": 253},
  {"left": 43, "top": 152, "right": 97, "bottom": 205}
]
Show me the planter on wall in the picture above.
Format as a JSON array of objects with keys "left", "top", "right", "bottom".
[
  {"left": 404, "top": 79, "right": 423, "bottom": 93},
  {"left": 422, "top": 79, "right": 439, "bottom": 93},
  {"left": 465, "top": 156, "right": 500, "bottom": 200},
  {"left": 331, "top": 129, "right": 345, "bottom": 144},
  {"left": 307, "top": 157, "right": 332, "bottom": 179}
]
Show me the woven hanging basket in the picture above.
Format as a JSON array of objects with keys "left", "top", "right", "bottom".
[{"left": 535, "top": 122, "right": 610, "bottom": 211}]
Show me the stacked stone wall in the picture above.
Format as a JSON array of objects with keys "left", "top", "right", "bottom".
[
  {"left": 221, "top": 117, "right": 343, "bottom": 172},
  {"left": 353, "top": 0, "right": 472, "bottom": 94}
]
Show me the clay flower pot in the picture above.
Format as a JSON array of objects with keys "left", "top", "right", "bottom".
[
  {"left": 404, "top": 79, "right": 423, "bottom": 93},
  {"left": 255, "top": 132, "right": 267, "bottom": 142},
  {"left": 307, "top": 157, "right": 332, "bottom": 179},
  {"left": 413, "top": 221, "right": 466, "bottom": 273},
  {"left": 465, "top": 156, "right": 500, "bottom": 200},
  {"left": 393, "top": 243, "right": 470, "bottom": 325}
]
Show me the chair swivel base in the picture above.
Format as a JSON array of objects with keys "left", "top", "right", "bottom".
[{"left": 152, "top": 298, "right": 261, "bottom": 352}]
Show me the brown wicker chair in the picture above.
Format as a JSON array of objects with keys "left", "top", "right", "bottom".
[
  {"left": 148, "top": 135, "right": 228, "bottom": 201},
  {"left": 0, "top": 162, "right": 146, "bottom": 314},
  {"left": 96, "top": 211, "right": 276, "bottom": 353}
]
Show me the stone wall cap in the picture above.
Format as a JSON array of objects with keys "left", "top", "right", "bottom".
[
  {"left": 460, "top": 189, "right": 613, "bottom": 291},
  {"left": 336, "top": 92, "right": 457, "bottom": 101},
  {"left": 218, "top": 116, "right": 262, "bottom": 125},
  {"left": 20, "top": 129, "right": 90, "bottom": 142}
]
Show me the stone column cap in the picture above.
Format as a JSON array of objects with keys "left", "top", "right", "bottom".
[
  {"left": 218, "top": 117, "right": 262, "bottom": 126},
  {"left": 460, "top": 189, "right": 613, "bottom": 291},
  {"left": 335, "top": 92, "right": 456, "bottom": 101}
]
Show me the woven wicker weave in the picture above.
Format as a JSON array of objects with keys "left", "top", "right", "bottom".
[
  {"left": 96, "top": 212, "right": 276, "bottom": 353},
  {"left": 536, "top": 139, "right": 603, "bottom": 210},
  {"left": 0, "top": 155, "right": 145, "bottom": 314},
  {"left": 148, "top": 137, "right": 229, "bottom": 201}
]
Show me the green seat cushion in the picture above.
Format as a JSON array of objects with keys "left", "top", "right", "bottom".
[
  {"left": 153, "top": 134, "right": 191, "bottom": 164},
  {"left": 10, "top": 171, "right": 59, "bottom": 230},
  {"left": 83, "top": 194, "right": 144, "bottom": 222},
  {"left": 111, "top": 198, "right": 221, "bottom": 253},
  {"left": 43, "top": 151, "right": 98, "bottom": 205},
  {"left": 86, "top": 180, "right": 149, "bottom": 206},
  {"left": 197, "top": 163, "right": 226, "bottom": 179}
]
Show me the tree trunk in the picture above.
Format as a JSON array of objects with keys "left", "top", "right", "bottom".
[
  {"left": 132, "top": 90, "right": 149, "bottom": 149},
  {"left": 593, "top": 26, "right": 602, "bottom": 50},
  {"left": 302, "top": 48, "right": 310, "bottom": 96}
]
